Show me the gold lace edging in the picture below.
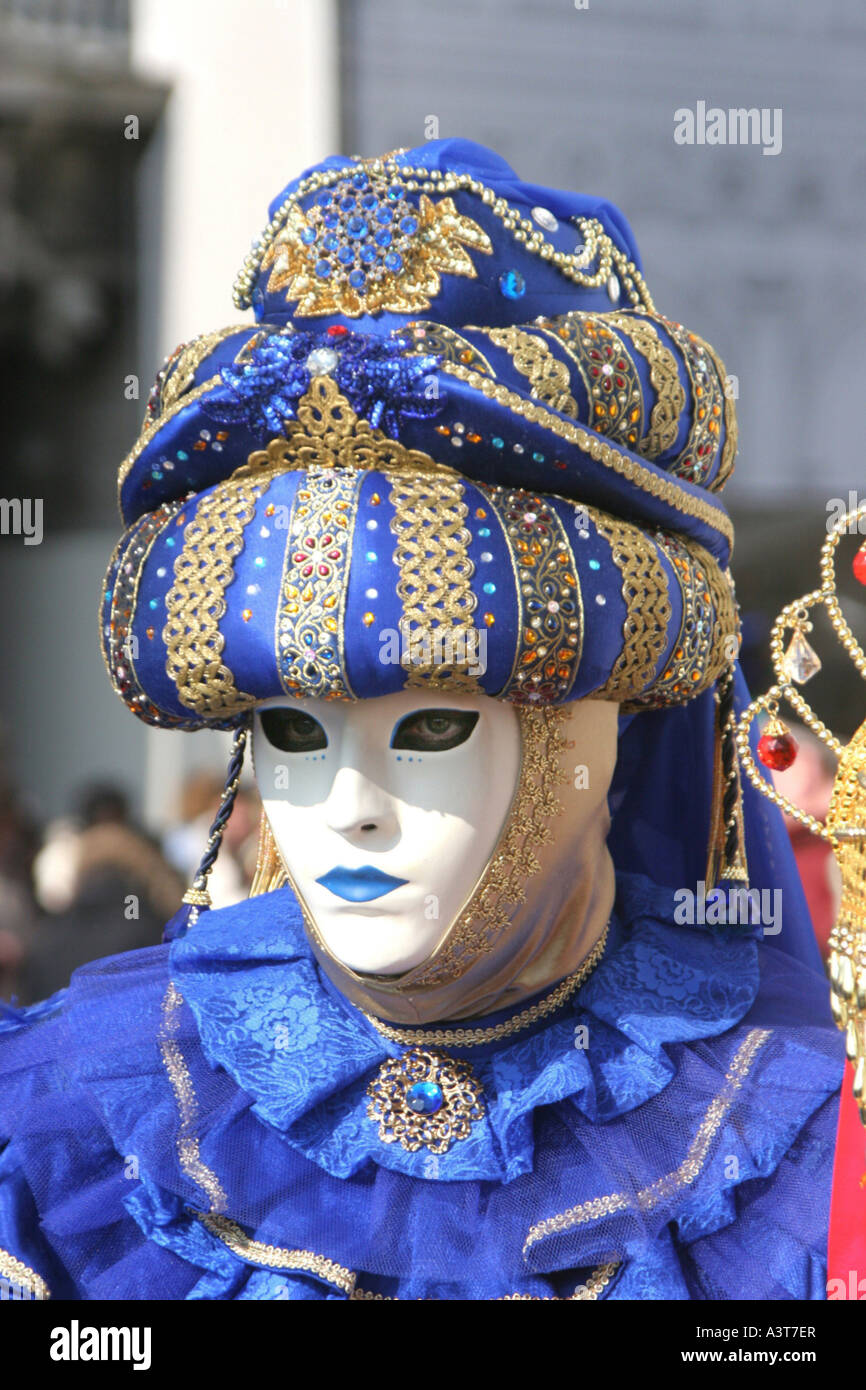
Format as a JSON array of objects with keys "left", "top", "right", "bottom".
[
  {"left": 0, "top": 1247, "right": 50, "bottom": 1300},
  {"left": 196, "top": 1213, "right": 356, "bottom": 1295},
  {"left": 159, "top": 983, "right": 228, "bottom": 1213},
  {"left": 523, "top": 1027, "right": 771, "bottom": 1253},
  {"left": 593, "top": 512, "right": 672, "bottom": 703}
]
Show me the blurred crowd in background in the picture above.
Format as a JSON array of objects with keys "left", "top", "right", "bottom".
[
  {"left": 0, "top": 721, "right": 842, "bottom": 1007},
  {"left": 0, "top": 756, "right": 261, "bottom": 1005}
]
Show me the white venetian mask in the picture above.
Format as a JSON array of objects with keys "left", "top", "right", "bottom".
[{"left": 253, "top": 689, "right": 522, "bottom": 975}]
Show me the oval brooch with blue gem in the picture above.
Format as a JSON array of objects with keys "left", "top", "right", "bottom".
[{"left": 366, "top": 1047, "right": 485, "bottom": 1154}]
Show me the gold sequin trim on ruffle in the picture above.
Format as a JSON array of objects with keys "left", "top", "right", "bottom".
[
  {"left": 522, "top": 1028, "right": 771, "bottom": 1253},
  {"left": 0, "top": 1247, "right": 50, "bottom": 1300},
  {"left": 592, "top": 511, "right": 672, "bottom": 703},
  {"left": 196, "top": 1213, "right": 356, "bottom": 1295},
  {"left": 350, "top": 1259, "right": 621, "bottom": 1301},
  {"left": 364, "top": 920, "right": 609, "bottom": 1047},
  {"left": 159, "top": 983, "right": 228, "bottom": 1212},
  {"left": 409, "top": 706, "right": 569, "bottom": 987},
  {"left": 439, "top": 361, "right": 734, "bottom": 552}
]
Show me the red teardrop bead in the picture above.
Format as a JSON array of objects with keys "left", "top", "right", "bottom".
[
  {"left": 757, "top": 730, "right": 799, "bottom": 771},
  {"left": 853, "top": 546, "right": 866, "bottom": 585}
]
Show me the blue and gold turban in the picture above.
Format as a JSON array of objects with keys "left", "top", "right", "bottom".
[{"left": 102, "top": 138, "right": 739, "bottom": 732}]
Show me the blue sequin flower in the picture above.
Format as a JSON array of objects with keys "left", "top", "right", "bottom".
[{"left": 202, "top": 328, "right": 445, "bottom": 440}]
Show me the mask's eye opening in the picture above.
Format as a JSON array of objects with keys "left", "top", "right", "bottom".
[
  {"left": 259, "top": 708, "right": 328, "bottom": 753},
  {"left": 390, "top": 709, "right": 479, "bottom": 752}
]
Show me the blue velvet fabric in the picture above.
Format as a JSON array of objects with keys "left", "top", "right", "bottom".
[{"left": 0, "top": 872, "right": 842, "bottom": 1300}]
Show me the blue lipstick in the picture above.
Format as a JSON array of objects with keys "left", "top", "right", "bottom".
[{"left": 316, "top": 865, "right": 408, "bottom": 903}]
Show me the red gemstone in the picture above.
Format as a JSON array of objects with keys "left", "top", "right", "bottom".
[
  {"left": 853, "top": 546, "right": 866, "bottom": 585},
  {"left": 327, "top": 325, "right": 349, "bottom": 337},
  {"left": 757, "top": 730, "right": 799, "bottom": 771}
]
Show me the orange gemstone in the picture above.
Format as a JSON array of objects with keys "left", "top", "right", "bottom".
[
  {"left": 484, "top": 613, "right": 495, "bottom": 627},
  {"left": 265, "top": 503, "right": 276, "bottom": 516},
  {"left": 146, "top": 627, "right": 154, "bottom": 640},
  {"left": 436, "top": 425, "right": 451, "bottom": 436},
  {"left": 216, "top": 431, "right": 229, "bottom": 441},
  {"left": 193, "top": 440, "right": 207, "bottom": 451},
  {"left": 370, "top": 493, "right": 381, "bottom": 505},
  {"left": 467, "top": 432, "right": 482, "bottom": 444},
  {"left": 242, "top": 609, "right": 252, "bottom": 622},
  {"left": 476, "top": 508, "right": 487, "bottom": 519},
  {"left": 362, "top": 612, "right": 375, "bottom": 626}
]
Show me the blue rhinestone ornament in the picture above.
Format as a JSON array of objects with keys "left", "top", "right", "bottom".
[
  {"left": 203, "top": 327, "right": 444, "bottom": 439},
  {"left": 367, "top": 1047, "right": 485, "bottom": 1154},
  {"left": 257, "top": 167, "right": 492, "bottom": 318}
]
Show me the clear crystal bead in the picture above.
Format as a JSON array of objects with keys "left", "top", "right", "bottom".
[{"left": 782, "top": 629, "right": 822, "bottom": 684}]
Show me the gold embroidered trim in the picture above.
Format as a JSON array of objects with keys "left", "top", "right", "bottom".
[
  {"left": 701, "top": 336, "right": 738, "bottom": 490},
  {"left": 366, "top": 1048, "right": 485, "bottom": 1154},
  {"left": 0, "top": 1247, "right": 50, "bottom": 1300},
  {"left": 592, "top": 512, "right": 672, "bottom": 703},
  {"left": 245, "top": 374, "right": 447, "bottom": 478},
  {"left": 350, "top": 1259, "right": 621, "bottom": 1301},
  {"left": 606, "top": 312, "right": 685, "bottom": 458},
  {"left": 409, "top": 706, "right": 569, "bottom": 987},
  {"left": 364, "top": 921, "right": 610, "bottom": 1046},
  {"left": 539, "top": 315, "right": 643, "bottom": 448},
  {"left": 387, "top": 467, "right": 480, "bottom": 692},
  {"left": 660, "top": 318, "right": 725, "bottom": 486},
  {"left": 159, "top": 983, "right": 228, "bottom": 1213},
  {"left": 479, "top": 326, "right": 578, "bottom": 417},
  {"left": 196, "top": 1213, "right": 356, "bottom": 1294},
  {"left": 486, "top": 487, "right": 584, "bottom": 703},
  {"left": 277, "top": 466, "right": 362, "bottom": 698},
  {"left": 523, "top": 1027, "right": 772, "bottom": 1253},
  {"left": 439, "top": 362, "right": 734, "bottom": 551},
  {"left": 162, "top": 470, "right": 278, "bottom": 718},
  {"left": 404, "top": 320, "right": 495, "bottom": 376}
]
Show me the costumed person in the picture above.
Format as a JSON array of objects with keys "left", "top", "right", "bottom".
[{"left": 0, "top": 140, "right": 844, "bottom": 1301}]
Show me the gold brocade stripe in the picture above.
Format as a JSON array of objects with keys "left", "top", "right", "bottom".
[
  {"left": 118, "top": 375, "right": 221, "bottom": 501},
  {"left": 364, "top": 921, "right": 610, "bottom": 1047},
  {"left": 538, "top": 315, "right": 644, "bottom": 450},
  {"left": 660, "top": 318, "right": 725, "bottom": 486},
  {"left": 159, "top": 984, "right": 228, "bottom": 1213},
  {"left": 0, "top": 1247, "right": 50, "bottom": 1300},
  {"left": 196, "top": 1213, "right": 356, "bottom": 1295},
  {"left": 162, "top": 471, "right": 279, "bottom": 719},
  {"left": 439, "top": 362, "right": 734, "bottom": 552},
  {"left": 350, "top": 1259, "right": 621, "bottom": 1301},
  {"left": 160, "top": 326, "right": 247, "bottom": 415},
  {"left": 605, "top": 312, "right": 686, "bottom": 458},
  {"left": 404, "top": 321, "right": 495, "bottom": 376},
  {"left": 386, "top": 468, "right": 480, "bottom": 692},
  {"left": 479, "top": 326, "right": 579, "bottom": 418},
  {"left": 523, "top": 1028, "right": 772, "bottom": 1253},
  {"left": 592, "top": 512, "right": 672, "bottom": 703}
]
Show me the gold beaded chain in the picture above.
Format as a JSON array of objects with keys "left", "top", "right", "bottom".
[
  {"left": 363, "top": 920, "right": 610, "bottom": 1047},
  {"left": 734, "top": 507, "right": 866, "bottom": 844},
  {"left": 233, "top": 157, "right": 655, "bottom": 314}
]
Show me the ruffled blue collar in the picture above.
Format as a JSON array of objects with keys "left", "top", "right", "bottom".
[{"left": 169, "top": 873, "right": 761, "bottom": 1184}]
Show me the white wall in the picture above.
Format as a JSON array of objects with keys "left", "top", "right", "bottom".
[{"left": 130, "top": 0, "right": 339, "bottom": 825}]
